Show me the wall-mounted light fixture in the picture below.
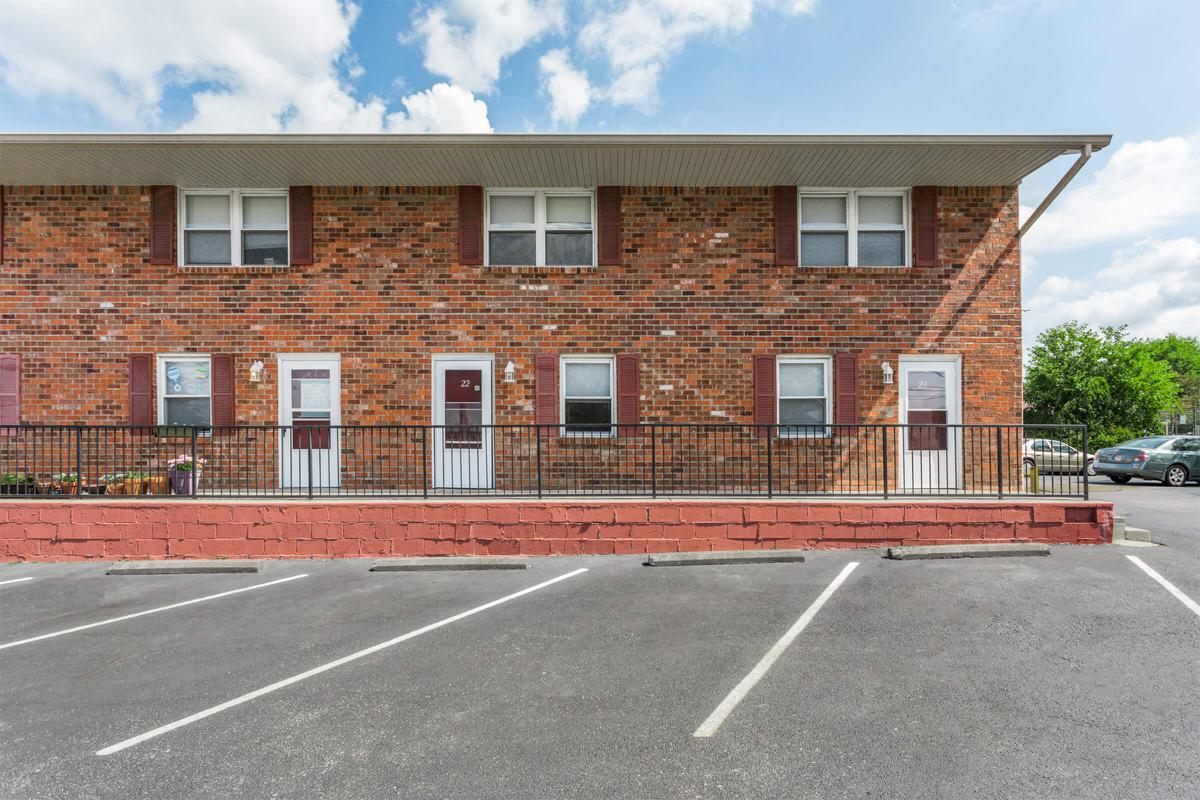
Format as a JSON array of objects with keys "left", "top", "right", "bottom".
[
  {"left": 249, "top": 360, "right": 265, "bottom": 382},
  {"left": 504, "top": 361, "right": 516, "bottom": 383},
  {"left": 881, "top": 361, "right": 894, "bottom": 385}
]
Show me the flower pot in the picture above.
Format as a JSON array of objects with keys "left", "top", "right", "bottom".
[
  {"left": 169, "top": 470, "right": 202, "bottom": 495},
  {"left": 146, "top": 476, "right": 170, "bottom": 495},
  {"left": 124, "top": 477, "right": 148, "bottom": 495},
  {"left": 106, "top": 481, "right": 126, "bottom": 495}
]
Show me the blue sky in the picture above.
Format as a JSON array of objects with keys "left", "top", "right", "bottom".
[{"left": 1, "top": 0, "right": 1198, "bottom": 347}]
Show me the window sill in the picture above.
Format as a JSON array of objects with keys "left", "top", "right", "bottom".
[
  {"left": 479, "top": 265, "right": 598, "bottom": 275},
  {"left": 792, "top": 264, "right": 910, "bottom": 270},
  {"left": 176, "top": 264, "right": 294, "bottom": 273}
]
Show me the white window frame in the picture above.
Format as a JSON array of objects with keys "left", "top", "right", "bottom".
[
  {"left": 559, "top": 355, "right": 616, "bottom": 437},
  {"left": 776, "top": 356, "right": 832, "bottom": 438},
  {"left": 798, "top": 188, "right": 910, "bottom": 267},
  {"left": 156, "top": 354, "right": 212, "bottom": 428},
  {"left": 178, "top": 189, "right": 290, "bottom": 267},
  {"left": 485, "top": 189, "right": 596, "bottom": 268}
]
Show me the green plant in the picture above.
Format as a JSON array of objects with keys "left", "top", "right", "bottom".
[
  {"left": 1, "top": 474, "right": 36, "bottom": 486},
  {"left": 166, "top": 455, "right": 207, "bottom": 473},
  {"left": 99, "top": 473, "right": 125, "bottom": 484},
  {"left": 52, "top": 472, "right": 79, "bottom": 483},
  {"left": 123, "top": 471, "right": 151, "bottom": 479}
]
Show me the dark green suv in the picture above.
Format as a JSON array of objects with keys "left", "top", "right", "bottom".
[{"left": 1094, "top": 436, "right": 1200, "bottom": 486}]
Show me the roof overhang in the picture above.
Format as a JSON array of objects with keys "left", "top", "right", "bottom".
[{"left": 0, "top": 133, "right": 1112, "bottom": 188}]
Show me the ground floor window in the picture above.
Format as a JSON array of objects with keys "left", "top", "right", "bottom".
[
  {"left": 561, "top": 356, "right": 614, "bottom": 435},
  {"left": 157, "top": 355, "right": 212, "bottom": 426},
  {"left": 777, "top": 356, "right": 831, "bottom": 434}
]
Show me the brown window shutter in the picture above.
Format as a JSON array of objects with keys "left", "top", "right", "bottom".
[
  {"left": 129, "top": 354, "right": 153, "bottom": 427},
  {"left": 753, "top": 354, "right": 776, "bottom": 438},
  {"left": 597, "top": 186, "right": 621, "bottom": 266},
  {"left": 459, "top": 186, "right": 484, "bottom": 265},
  {"left": 149, "top": 185, "right": 175, "bottom": 265},
  {"left": 211, "top": 354, "right": 236, "bottom": 434},
  {"left": 0, "top": 354, "right": 20, "bottom": 435},
  {"left": 535, "top": 352, "right": 559, "bottom": 436},
  {"left": 912, "top": 186, "right": 938, "bottom": 267},
  {"left": 834, "top": 353, "right": 859, "bottom": 427},
  {"left": 289, "top": 186, "right": 314, "bottom": 266},
  {"left": 616, "top": 353, "right": 640, "bottom": 436},
  {"left": 773, "top": 186, "right": 798, "bottom": 267}
]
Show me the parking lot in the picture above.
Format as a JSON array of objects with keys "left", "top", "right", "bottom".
[{"left": 1, "top": 490, "right": 1197, "bottom": 800}]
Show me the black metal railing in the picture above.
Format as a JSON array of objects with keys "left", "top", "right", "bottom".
[{"left": 0, "top": 423, "right": 1089, "bottom": 499}]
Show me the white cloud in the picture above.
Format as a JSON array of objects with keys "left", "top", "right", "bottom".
[
  {"left": 412, "top": 0, "right": 566, "bottom": 94},
  {"left": 579, "top": 0, "right": 816, "bottom": 111},
  {"left": 538, "top": 48, "right": 591, "bottom": 126},
  {"left": 1022, "top": 135, "right": 1200, "bottom": 255},
  {"left": 0, "top": 0, "right": 491, "bottom": 133},
  {"left": 386, "top": 82, "right": 492, "bottom": 133},
  {"left": 1026, "top": 238, "right": 1200, "bottom": 339}
]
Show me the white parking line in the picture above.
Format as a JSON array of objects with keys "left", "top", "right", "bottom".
[
  {"left": 0, "top": 574, "right": 309, "bottom": 652},
  {"left": 96, "top": 566, "right": 589, "bottom": 756},
  {"left": 0, "top": 577, "right": 35, "bottom": 587},
  {"left": 694, "top": 561, "right": 859, "bottom": 738},
  {"left": 1127, "top": 555, "right": 1200, "bottom": 617}
]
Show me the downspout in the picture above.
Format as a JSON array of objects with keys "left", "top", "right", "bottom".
[{"left": 1018, "top": 144, "right": 1092, "bottom": 238}]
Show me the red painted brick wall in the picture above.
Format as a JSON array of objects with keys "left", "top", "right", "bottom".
[
  {"left": 0, "top": 500, "right": 1112, "bottom": 562},
  {"left": 0, "top": 185, "right": 1022, "bottom": 427}
]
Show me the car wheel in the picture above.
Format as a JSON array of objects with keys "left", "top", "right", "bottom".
[
  {"left": 1108, "top": 475, "right": 1132, "bottom": 484},
  {"left": 1163, "top": 464, "right": 1189, "bottom": 487},
  {"left": 1085, "top": 459, "right": 1096, "bottom": 476},
  {"left": 1022, "top": 458, "right": 1035, "bottom": 475}
]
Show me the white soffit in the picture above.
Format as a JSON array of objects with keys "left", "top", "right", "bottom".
[{"left": 0, "top": 133, "right": 1112, "bottom": 188}]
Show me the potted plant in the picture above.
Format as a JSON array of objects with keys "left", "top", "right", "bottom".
[
  {"left": 51, "top": 472, "right": 79, "bottom": 494},
  {"left": 101, "top": 473, "right": 125, "bottom": 494},
  {"left": 0, "top": 474, "right": 37, "bottom": 495},
  {"left": 124, "top": 471, "right": 149, "bottom": 495},
  {"left": 146, "top": 473, "right": 170, "bottom": 495},
  {"left": 167, "top": 455, "right": 207, "bottom": 495}
]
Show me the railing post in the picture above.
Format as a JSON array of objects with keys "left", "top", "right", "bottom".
[
  {"left": 421, "top": 426, "right": 429, "bottom": 499},
  {"left": 650, "top": 424, "right": 657, "bottom": 498},
  {"left": 74, "top": 422, "right": 82, "bottom": 496},
  {"left": 535, "top": 425, "right": 543, "bottom": 499},
  {"left": 306, "top": 434, "right": 314, "bottom": 500},
  {"left": 1081, "top": 425, "right": 1089, "bottom": 501},
  {"left": 190, "top": 426, "right": 198, "bottom": 498},
  {"left": 766, "top": 426, "right": 774, "bottom": 498},
  {"left": 995, "top": 426, "right": 1004, "bottom": 499},
  {"left": 881, "top": 425, "right": 889, "bottom": 499}
]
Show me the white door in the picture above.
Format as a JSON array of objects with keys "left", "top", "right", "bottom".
[
  {"left": 279, "top": 355, "right": 341, "bottom": 490},
  {"left": 432, "top": 357, "right": 494, "bottom": 489},
  {"left": 899, "top": 357, "right": 961, "bottom": 491}
]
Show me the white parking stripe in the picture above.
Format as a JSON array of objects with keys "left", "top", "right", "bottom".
[
  {"left": 693, "top": 561, "right": 859, "bottom": 738},
  {"left": 96, "top": 567, "right": 589, "bottom": 756},
  {"left": 0, "top": 577, "right": 35, "bottom": 587},
  {"left": 1127, "top": 555, "right": 1200, "bottom": 617},
  {"left": 0, "top": 574, "right": 308, "bottom": 651}
]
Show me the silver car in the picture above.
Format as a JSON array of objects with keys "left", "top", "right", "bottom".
[
  {"left": 1093, "top": 436, "right": 1200, "bottom": 486},
  {"left": 1022, "top": 439, "right": 1095, "bottom": 476}
]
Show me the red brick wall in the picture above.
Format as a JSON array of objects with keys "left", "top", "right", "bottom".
[
  {"left": 0, "top": 185, "right": 1021, "bottom": 426},
  {"left": 0, "top": 499, "right": 1112, "bottom": 561}
]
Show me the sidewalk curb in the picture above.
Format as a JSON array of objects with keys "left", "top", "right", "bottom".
[
  {"left": 371, "top": 557, "right": 530, "bottom": 571},
  {"left": 645, "top": 550, "right": 807, "bottom": 567},
  {"left": 885, "top": 543, "right": 1051, "bottom": 560},
  {"left": 107, "top": 560, "right": 264, "bottom": 575}
]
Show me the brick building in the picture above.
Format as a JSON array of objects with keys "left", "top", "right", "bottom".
[{"left": 0, "top": 133, "right": 1109, "bottom": 496}]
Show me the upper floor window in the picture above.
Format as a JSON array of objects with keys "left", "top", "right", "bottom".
[
  {"left": 181, "top": 190, "right": 289, "bottom": 267},
  {"left": 486, "top": 190, "right": 594, "bottom": 267},
  {"left": 800, "top": 190, "right": 908, "bottom": 267}
]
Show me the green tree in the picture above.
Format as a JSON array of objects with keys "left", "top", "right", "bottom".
[
  {"left": 1135, "top": 334, "right": 1200, "bottom": 413},
  {"left": 1024, "top": 323, "right": 1177, "bottom": 447}
]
